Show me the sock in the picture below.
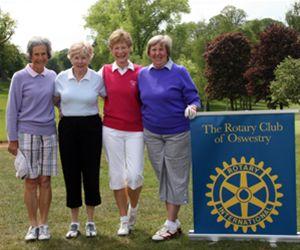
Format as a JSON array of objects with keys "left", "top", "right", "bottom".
[
  {"left": 120, "top": 216, "right": 129, "bottom": 223},
  {"left": 166, "top": 220, "right": 178, "bottom": 231},
  {"left": 175, "top": 219, "right": 181, "bottom": 227},
  {"left": 130, "top": 204, "right": 139, "bottom": 212}
]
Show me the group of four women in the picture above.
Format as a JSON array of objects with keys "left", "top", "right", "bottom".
[{"left": 6, "top": 29, "right": 200, "bottom": 242}]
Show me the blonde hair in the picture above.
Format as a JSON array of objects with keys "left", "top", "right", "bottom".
[
  {"left": 108, "top": 29, "right": 132, "bottom": 48},
  {"left": 67, "top": 42, "right": 94, "bottom": 61},
  {"left": 146, "top": 35, "right": 172, "bottom": 57}
]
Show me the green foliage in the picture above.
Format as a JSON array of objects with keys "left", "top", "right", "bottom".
[
  {"left": 166, "top": 22, "right": 198, "bottom": 61},
  {"left": 47, "top": 49, "right": 72, "bottom": 73},
  {"left": 178, "top": 5, "right": 251, "bottom": 110},
  {"left": 85, "top": 0, "right": 190, "bottom": 68},
  {"left": 0, "top": 81, "right": 9, "bottom": 140},
  {"left": 270, "top": 57, "right": 300, "bottom": 107},
  {"left": 241, "top": 18, "right": 283, "bottom": 44},
  {"left": 90, "top": 39, "right": 112, "bottom": 70},
  {"left": 0, "top": 9, "right": 15, "bottom": 45},
  {"left": 286, "top": 0, "right": 300, "bottom": 32},
  {"left": 47, "top": 56, "right": 61, "bottom": 73},
  {"left": 0, "top": 43, "right": 26, "bottom": 80},
  {"left": 0, "top": 9, "right": 23, "bottom": 80},
  {"left": 244, "top": 24, "right": 300, "bottom": 108},
  {"left": 177, "top": 55, "right": 206, "bottom": 101},
  {"left": 207, "top": 5, "right": 247, "bottom": 37}
]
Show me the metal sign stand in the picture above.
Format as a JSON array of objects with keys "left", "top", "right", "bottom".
[{"left": 189, "top": 230, "right": 300, "bottom": 246}]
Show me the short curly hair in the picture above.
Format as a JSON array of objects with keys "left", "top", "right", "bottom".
[
  {"left": 67, "top": 42, "right": 94, "bottom": 61},
  {"left": 27, "top": 36, "right": 52, "bottom": 60}
]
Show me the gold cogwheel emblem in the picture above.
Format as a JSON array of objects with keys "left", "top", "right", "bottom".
[{"left": 206, "top": 157, "right": 283, "bottom": 233}]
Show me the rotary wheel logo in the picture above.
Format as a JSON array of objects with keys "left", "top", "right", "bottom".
[{"left": 206, "top": 157, "right": 283, "bottom": 233}]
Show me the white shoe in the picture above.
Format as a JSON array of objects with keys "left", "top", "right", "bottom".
[
  {"left": 128, "top": 204, "right": 138, "bottom": 230},
  {"left": 38, "top": 224, "right": 51, "bottom": 240},
  {"left": 25, "top": 226, "right": 38, "bottom": 241},
  {"left": 117, "top": 217, "right": 130, "bottom": 236},
  {"left": 85, "top": 222, "right": 97, "bottom": 237},
  {"left": 152, "top": 221, "right": 179, "bottom": 241},
  {"left": 66, "top": 223, "right": 80, "bottom": 239},
  {"left": 176, "top": 219, "right": 182, "bottom": 234}
]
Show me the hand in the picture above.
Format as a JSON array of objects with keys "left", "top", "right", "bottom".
[
  {"left": 59, "top": 109, "right": 63, "bottom": 119},
  {"left": 184, "top": 105, "right": 197, "bottom": 120},
  {"left": 53, "top": 96, "right": 61, "bottom": 107},
  {"left": 8, "top": 141, "right": 19, "bottom": 156}
]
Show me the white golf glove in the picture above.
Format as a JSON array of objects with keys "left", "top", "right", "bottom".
[{"left": 184, "top": 105, "right": 197, "bottom": 120}]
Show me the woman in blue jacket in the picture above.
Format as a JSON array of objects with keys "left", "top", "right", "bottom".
[{"left": 138, "top": 34, "right": 200, "bottom": 241}]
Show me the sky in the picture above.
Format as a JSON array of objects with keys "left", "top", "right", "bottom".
[{"left": 1, "top": 0, "right": 296, "bottom": 52}]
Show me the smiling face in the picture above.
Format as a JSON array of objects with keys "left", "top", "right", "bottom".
[
  {"left": 110, "top": 42, "right": 131, "bottom": 68},
  {"left": 30, "top": 45, "right": 49, "bottom": 73},
  {"left": 148, "top": 42, "right": 168, "bottom": 69},
  {"left": 70, "top": 53, "right": 89, "bottom": 74}
]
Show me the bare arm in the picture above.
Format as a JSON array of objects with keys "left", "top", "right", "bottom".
[{"left": 53, "top": 96, "right": 60, "bottom": 107}]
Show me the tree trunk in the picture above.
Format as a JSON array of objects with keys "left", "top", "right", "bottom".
[
  {"left": 205, "top": 100, "right": 210, "bottom": 111},
  {"left": 0, "top": 67, "right": 8, "bottom": 81},
  {"left": 279, "top": 103, "right": 283, "bottom": 110},
  {"left": 248, "top": 97, "right": 252, "bottom": 110},
  {"left": 230, "top": 98, "right": 234, "bottom": 111}
]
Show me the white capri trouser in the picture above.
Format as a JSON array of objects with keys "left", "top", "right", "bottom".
[{"left": 103, "top": 126, "right": 144, "bottom": 190}]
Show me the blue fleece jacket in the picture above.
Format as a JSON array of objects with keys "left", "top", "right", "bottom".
[{"left": 138, "top": 60, "right": 200, "bottom": 134}]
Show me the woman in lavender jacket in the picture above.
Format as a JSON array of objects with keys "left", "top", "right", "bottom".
[
  {"left": 6, "top": 37, "right": 57, "bottom": 241},
  {"left": 138, "top": 35, "right": 200, "bottom": 241}
]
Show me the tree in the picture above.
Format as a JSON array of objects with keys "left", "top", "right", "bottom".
[
  {"left": 47, "top": 56, "right": 61, "bottom": 73},
  {"left": 241, "top": 18, "right": 283, "bottom": 44},
  {"left": 56, "top": 49, "right": 72, "bottom": 70},
  {"left": 0, "top": 9, "right": 15, "bottom": 45},
  {"left": 47, "top": 49, "right": 72, "bottom": 73},
  {"left": 0, "top": 43, "right": 26, "bottom": 79},
  {"left": 286, "top": 1, "right": 300, "bottom": 32},
  {"left": 85, "top": 0, "right": 190, "bottom": 68},
  {"left": 244, "top": 24, "right": 300, "bottom": 108},
  {"left": 204, "top": 32, "right": 251, "bottom": 110},
  {"left": 0, "top": 9, "right": 18, "bottom": 79},
  {"left": 177, "top": 54, "right": 205, "bottom": 100},
  {"left": 207, "top": 5, "right": 247, "bottom": 36},
  {"left": 166, "top": 22, "right": 198, "bottom": 61},
  {"left": 167, "top": 21, "right": 213, "bottom": 108},
  {"left": 270, "top": 57, "right": 300, "bottom": 108}
]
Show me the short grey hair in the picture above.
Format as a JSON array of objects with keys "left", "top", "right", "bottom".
[
  {"left": 146, "top": 35, "right": 172, "bottom": 57},
  {"left": 27, "top": 36, "right": 52, "bottom": 60}
]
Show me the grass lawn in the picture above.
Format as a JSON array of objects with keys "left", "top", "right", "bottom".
[
  {"left": 0, "top": 81, "right": 300, "bottom": 249},
  {"left": 1, "top": 146, "right": 300, "bottom": 250},
  {"left": 0, "top": 81, "right": 10, "bottom": 141},
  {"left": 0, "top": 144, "right": 299, "bottom": 250}
]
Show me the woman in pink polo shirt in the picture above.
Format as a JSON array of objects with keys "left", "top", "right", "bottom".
[{"left": 99, "top": 29, "right": 143, "bottom": 236}]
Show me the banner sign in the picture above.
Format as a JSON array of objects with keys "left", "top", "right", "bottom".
[{"left": 190, "top": 111, "right": 297, "bottom": 236}]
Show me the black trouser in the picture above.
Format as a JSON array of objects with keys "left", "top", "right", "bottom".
[{"left": 58, "top": 115, "right": 102, "bottom": 208}]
